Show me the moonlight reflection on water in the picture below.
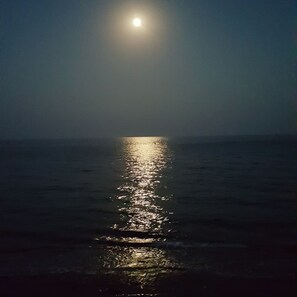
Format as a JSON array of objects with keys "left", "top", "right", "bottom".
[
  {"left": 116, "top": 137, "right": 171, "bottom": 234},
  {"left": 100, "top": 137, "right": 178, "bottom": 285}
]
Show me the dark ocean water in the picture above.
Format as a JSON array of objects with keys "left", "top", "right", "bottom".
[{"left": 0, "top": 136, "right": 296, "bottom": 294}]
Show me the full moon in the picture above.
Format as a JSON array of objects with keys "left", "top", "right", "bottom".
[{"left": 132, "top": 17, "right": 142, "bottom": 27}]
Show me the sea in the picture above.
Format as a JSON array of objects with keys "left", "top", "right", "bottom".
[{"left": 0, "top": 136, "right": 296, "bottom": 296}]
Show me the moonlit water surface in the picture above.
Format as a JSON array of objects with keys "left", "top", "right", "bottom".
[
  {"left": 114, "top": 137, "right": 171, "bottom": 234},
  {"left": 98, "top": 137, "right": 177, "bottom": 284},
  {"left": 0, "top": 136, "right": 296, "bottom": 290}
]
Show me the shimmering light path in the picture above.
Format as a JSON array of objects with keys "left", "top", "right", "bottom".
[
  {"left": 100, "top": 137, "right": 177, "bottom": 285},
  {"left": 116, "top": 137, "right": 170, "bottom": 233}
]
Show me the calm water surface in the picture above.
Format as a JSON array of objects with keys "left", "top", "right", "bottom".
[{"left": 0, "top": 136, "right": 296, "bottom": 286}]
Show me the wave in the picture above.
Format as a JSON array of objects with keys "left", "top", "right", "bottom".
[
  {"left": 93, "top": 235, "right": 297, "bottom": 252},
  {"left": 93, "top": 236, "right": 248, "bottom": 249}
]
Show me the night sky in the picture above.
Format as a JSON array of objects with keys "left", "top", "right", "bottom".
[{"left": 0, "top": 0, "right": 296, "bottom": 138}]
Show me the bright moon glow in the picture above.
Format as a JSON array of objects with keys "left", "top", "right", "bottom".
[{"left": 132, "top": 18, "right": 142, "bottom": 27}]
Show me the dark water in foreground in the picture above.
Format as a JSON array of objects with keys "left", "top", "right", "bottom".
[{"left": 0, "top": 136, "right": 296, "bottom": 296}]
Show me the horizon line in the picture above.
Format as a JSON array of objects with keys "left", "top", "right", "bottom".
[{"left": 0, "top": 133, "right": 296, "bottom": 141}]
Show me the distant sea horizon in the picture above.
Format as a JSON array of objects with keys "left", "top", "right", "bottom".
[{"left": 1, "top": 133, "right": 296, "bottom": 141}]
